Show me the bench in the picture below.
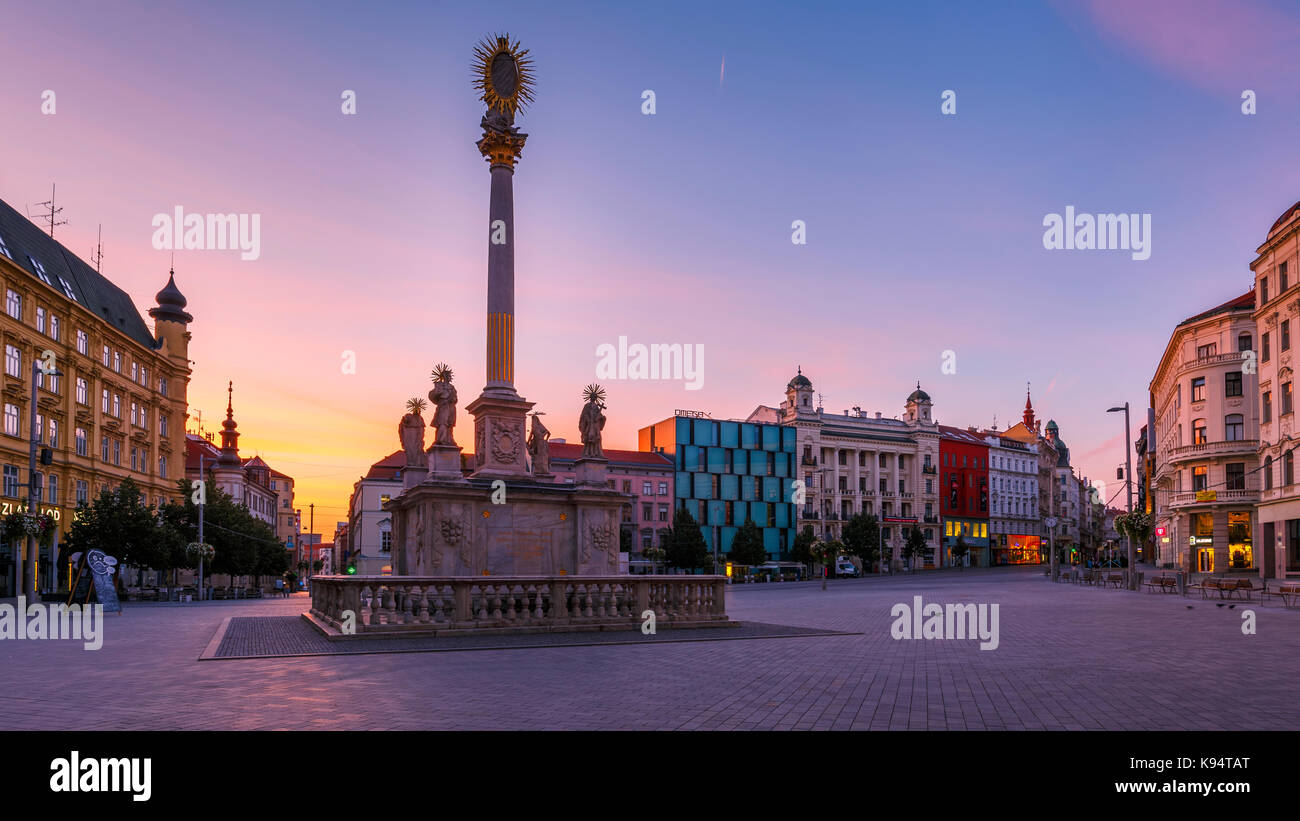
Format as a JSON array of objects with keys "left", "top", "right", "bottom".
[
  {"left": 1144, "top": 576, "right": 1178, "bottom": 593},
  {"left": 1105, "top": 573, "right": 1125, "bottom": 589},
  {"left": 1262, "top": 583, "right": 1300, "bottom": 607}
]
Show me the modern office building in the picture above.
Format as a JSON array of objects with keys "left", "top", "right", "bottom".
[
  {"left": 0, "top": 196, "right": 192, "bottom": 596},
  {"left": 1149, "top": 290, "right": 1258, "bottom": 574},
  {"left": 639, "top": 411, "right": 797, "bottom": 562}
]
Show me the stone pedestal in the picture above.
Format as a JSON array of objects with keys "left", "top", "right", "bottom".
[
  {"left": 428, "top": 444, "right": 466, "bottom": 481},
  {"left": 466, "top": 392, "right": 534, "bottom": 479},
  {"left": 573, "top": 456, "right": 609, "bottom": 487},
  {"left": 387, "top": 478, "right": 626, "bottom": 577},
  {"left": 402, "top": 464, "right": 428, "bottom": 490}
]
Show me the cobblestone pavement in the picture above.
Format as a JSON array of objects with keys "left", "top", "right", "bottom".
[{"left": 2, "top": 567, "right": 1296, "bottom": 730}]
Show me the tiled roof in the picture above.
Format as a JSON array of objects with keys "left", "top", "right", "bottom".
[
  {"left": 548, "top": 443, "right": 673, "bottom": 468},
  {"left": 0, "top": 196, "right": 161, "bottom": 350},
  {"left": 938, "top": 425, "right": 989, "bottom": 445},
  {"left": 1176, "top": 291, "right": 1254, "bottom": 328}
]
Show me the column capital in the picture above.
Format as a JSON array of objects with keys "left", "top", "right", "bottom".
[{"left": 477, "top": 130, "right": 528, "bottom": 167}]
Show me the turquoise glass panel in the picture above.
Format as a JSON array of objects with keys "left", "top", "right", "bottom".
[{"left": 720, "top": 421, "right": 739, "bottom": 448}]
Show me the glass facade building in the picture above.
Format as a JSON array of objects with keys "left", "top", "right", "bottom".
[{"left": 670, "top": 415, "right": 797, "bottom": 560}]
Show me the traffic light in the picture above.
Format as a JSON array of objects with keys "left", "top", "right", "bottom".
[
  {"left": 346, "top": 563, "right": 357, "bottom": 575},
  {"left": 39, "top": 447, "right": 52, "bottom": 465}
]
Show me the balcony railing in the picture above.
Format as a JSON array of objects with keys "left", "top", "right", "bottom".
[
  {"left": 309, "top": 575, "right": 729, "bottom": 636},
  {"left": 1169, "top": 488, "right": 1260, "bottom": 506},
  {"left": 1165, "top": 439, "right": 1259, "bottom": 463},
  {"left": 922, "top": 465, "right": 937, "bottom": 474}
]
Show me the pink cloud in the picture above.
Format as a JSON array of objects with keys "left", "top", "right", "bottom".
[{"left": 1062, "top": 0, "right": 1300, "bottom": 94}]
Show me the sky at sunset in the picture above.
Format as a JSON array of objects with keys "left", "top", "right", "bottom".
[{"left": 2, "top": 0, "right": 1299, "bottom": 531}]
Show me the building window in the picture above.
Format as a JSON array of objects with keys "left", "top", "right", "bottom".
[
  {"left": 36, "top": 306, "right": 45, "bottom": 334},
  {"left": 48, "top": 418, "right": 57, "bottom": 447},
  {"left": 1265, "top": 455, "right": 1274, "bottom": 490},
  {"left": 101, "top": 435, "right": 109, "bottom": 461},
  {"left": 75, "top": 427, "right": 86, "bottom": 456},
  {"left": 48, "top": 475, "right": 57, "bottom": 505},
  {"left": 112, "top": 439, "right": 120, "bottom": 466},
  {"left": 101, "top": 389, "right": 109, "bottom": 414},
  {"left": 1192, "top": 419, "right": 1207, "bottom": 444},
  {"left": 1226, "top": 463, "right": 1245, "bottom": 491},
  {"left": 1264, "top": 332, "right": 1271, "bottom": 363},
  {"left": 160, "top": 414, "right": 168, "bottom": 436},
  {"left": 4, "top": 345, "right": 19, "bottom": 378},
  {"left": 642, "top": 481, "right": 652, "bottom": 496},
  {"left": 658, "top": 481, "right": 668, "bottom": 496},
  {"left": 75, "top": 377, "right": 87, "bottom": 405},
  {"left": 130, "top": 447, "right": 138, "bottom": 472},
  {"left": 76, "top": 330, "right": 87, "bottom": 355},
  {"left": 3, "top": 404, "right": 17, "bottom": 437},
  {"left": 1264, "top": 391, "right": 1273, "bottom": 424},
  {"left": 1191, "top": 377, "right": 1205, "bottom": 403},
  {"left": 159, "top": 378, "right": 168, "bottom": 397},
  {"left": 1197, "top": 342, "right": 1216, "bottom": 358},
  {"left": 113, "top": 352, "right": 121, "bottom": 373},
  {"left": 1225, "top": 414, "right": 1243, "bottom": 441},
  {"left": 380, "top": 530, "right": 392, "bottom": 552},
  {"left": 101, "top": 345, "right": 109, "bottom": 367},
  {"left": 130, "top": 362, "right": 138, "bottom": 382},
  {"left": 5, "top": 290, "right": 20, "bottom": 319},
  {"left": 1225, "top": 371, "right": 1242, "bottom": 397},
  {"left": 1287, "top": 451, "right": 1295, "bottom": 486},
  {"left": 76, "top": 480, "right": 88, "bottom": 504},
  {"left": 1262, "top": 277, "right": 1270, "bottom": 303},
  {"left": 659, "top": 504, "right": 668, "bottom": 522},
  {"left": 130, "top": 402, "right": 138, "bottom": 426},
  {"left": 1192, "top": 466, "right": 1208, "bottom": 492},
  {"left": 159, "top": 455, "right": 167, "bottom": 479},
  {"left": 0, "top": 233, "right": 10, "bottom": 259},
  {"left": 48, "top": 315, "right": 58, "bottom": 341},
  {"left": 112, "top": 394, "right": 120, "bottom": 418},
  {"left": 1284, "top": 320, "right": 1292, "bottom": 352},
  {"left": 642, "top": 503, "right": 652, "bottom": 521},
  {"left": 1285, "top": 382, "right": 1294, "bottom": 416},
  {"left": 2, "top": 465, "right": 17, "bottom": 497}
]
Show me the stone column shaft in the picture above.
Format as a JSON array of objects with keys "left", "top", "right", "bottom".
[{"left": 486, "top": 164, "right": 516, "bottom": 395}]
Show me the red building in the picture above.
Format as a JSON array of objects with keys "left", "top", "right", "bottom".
[{"left": 939, "top": 426, "right": 990, "bottom": 566}]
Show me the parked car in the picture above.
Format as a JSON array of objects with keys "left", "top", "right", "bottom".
[{"left": 835, "top": 559, "right": 860, "bottom": 578}]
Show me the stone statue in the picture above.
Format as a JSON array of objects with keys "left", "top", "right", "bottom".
[
  {"left": 399, "top": 398, "right": 428, "bottom": 466},
  {"left": 528, "top": 412, "right": 551, "bottom": 474},
  {"left": 579, "top": 384, "right": 606, "bottom": 459},
  {"left": 429, "top": 363, "right": 458, "bottom": 447}
]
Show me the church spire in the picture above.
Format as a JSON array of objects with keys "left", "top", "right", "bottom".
[
  {"left": 1023, "top": 381, "right": 1036, "bottom": 429},
  {"left": 218, "top": 381, "right": 241, "bottom": 467}
]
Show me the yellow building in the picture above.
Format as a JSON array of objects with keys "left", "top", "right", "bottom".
[{"left": 0, "top": 197, "right": 191, "bottom": 596}]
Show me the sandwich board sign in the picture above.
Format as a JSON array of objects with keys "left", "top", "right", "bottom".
[{"left": 67, "top": 549, "right": 122, "bottom": 614}]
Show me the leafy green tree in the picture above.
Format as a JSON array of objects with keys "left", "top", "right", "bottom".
[
  {"left": 664, "top": 507, "right": 709, "bottom": 572},
  {"left": 842, "top": 513, "right": 880, "bottom": 572},
  {"left": 63, "top": 477, "right": 169, "bottom": 587},
  {"left": 902, "top": 525, "right": 928, "bottom": 569},
  {"left": 951, "top": 533, "right": 969, "bottom": 568},
  {"left": 791, "top": 525, "right": 815, "bottom": 570},
  {"left": 729, "top": 519, "right": 767, "bottom": 566}
]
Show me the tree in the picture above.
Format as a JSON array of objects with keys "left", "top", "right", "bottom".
[
  {"left": 63, "top": 477, "right": 171, "bottom": 588},
  {"left": 951, "top": 533, "right": 969, "bottom": 568},
  {"left": 729, "top": 519, "right": 767, "bottom": 567},
  {"left": 809, "top": 539, "right": 844, "bottom": 589},
  {"left": 664, "top": 507, "right": 709, "bottom": 572},
  {"left": 791, "top": 525, "right": 815, "bottom": 571},
  {"left": 842, "top": 513, "right": 880, "bottom": 572},
  {"left": 161, "top": 478, "right": 281, "bottom": 588},
  {"left": 902, "top": 526, "right": 928, "bottom": 569}
]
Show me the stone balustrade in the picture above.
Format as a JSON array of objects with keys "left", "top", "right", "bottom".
[{"left": 307, "top": 575, "right": 730, "bottom": 637}]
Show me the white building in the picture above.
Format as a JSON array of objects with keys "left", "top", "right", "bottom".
[
  {"left": 749, "top": 371, "right": 941, "bottom": 567},
  {"left": 345, "top": 451, "right": 403, "bottom": 576},
  {"left": 983, "top": 433, "right": 1040, "bottom": 548}
]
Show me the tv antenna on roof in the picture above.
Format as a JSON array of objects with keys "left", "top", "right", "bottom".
[
  {"left": 28, "top": 183, "right": 68, "bottom": 238},
  {"left": 90, "top": 224, "right": 104, "bottom": 272}
]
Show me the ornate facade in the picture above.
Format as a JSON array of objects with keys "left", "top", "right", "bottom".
[{"left": 0, "top": 197, "right": 190, "bottom": 595}]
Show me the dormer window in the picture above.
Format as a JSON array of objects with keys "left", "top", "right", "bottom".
[
  {"left": 0, "top": 233, "right": 11, "bottom": 260},
  {"left": 58, "top": 276, "right": 78, "bottom": 302},
  {"left": 28, "top": 256, "right": 51, "bottom": 285}
]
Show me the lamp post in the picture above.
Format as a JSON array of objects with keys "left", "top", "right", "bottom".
[
  {"left": 1045, "top": 516, "right": 1059, "bottom": 581},
  {"left": 1107, "top": 403, "right": 1136, "bottom": 590},
  {"left": 23, "top": 357, "right": 61, "bottom": 601}
]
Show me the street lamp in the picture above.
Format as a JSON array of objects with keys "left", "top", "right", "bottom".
[
  {"left": 1107, "top": 403, "right": 1136, "bottom": 590},
  {"left": 1044, "top": 516, "right": 1059, "bottom": 581}
]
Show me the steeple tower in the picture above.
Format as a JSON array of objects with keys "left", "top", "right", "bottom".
[
  {"left": 1023, "top": 382, "right": 1037, "bottom": 430},
  {"left": 218, "top": 381, "right": 241, "bottom": 467}
]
